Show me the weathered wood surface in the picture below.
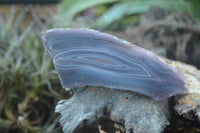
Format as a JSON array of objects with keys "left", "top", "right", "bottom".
[
  {"left": 56, "top": 87, "right": 170, "bottom": 133},
  {"left": 169, "top": 59, "right": 200, "bottom": 122}
]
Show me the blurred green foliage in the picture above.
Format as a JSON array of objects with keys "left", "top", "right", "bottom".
[
  {"left": 61, "top": 0, "right": 120, "bottom": 18},
  {"left": 96, "top": 0, "right": 190, "bottom": 29},
  {"left": 0, "top": 7, "right": 62, "bottom": 133},
  {"left": 61, "top": 0, "right": 200, "bottom": 29}
]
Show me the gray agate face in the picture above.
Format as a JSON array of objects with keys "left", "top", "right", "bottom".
[{"left": 41, "top": 28, "right": 188, "bottom": 100}]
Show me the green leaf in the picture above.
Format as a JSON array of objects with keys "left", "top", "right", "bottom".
[
  {"left": 61, "top": 0, "right": 120, "bottom": 18},
  {"left": 97, "top": 0, "right": 190, "bottom": 29}
]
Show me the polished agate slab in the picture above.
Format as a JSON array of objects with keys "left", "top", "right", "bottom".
[{"left": 41, "top": 28, "right": 188, "bottom": 100}]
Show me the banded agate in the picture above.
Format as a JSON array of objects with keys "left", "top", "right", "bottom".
[{"left": 41, "top": 28, "right": 188, "bottom": 100}]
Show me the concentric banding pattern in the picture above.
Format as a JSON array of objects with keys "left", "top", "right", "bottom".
[{"left": 42, "top": 28, "right": 188, "bottom": 100}]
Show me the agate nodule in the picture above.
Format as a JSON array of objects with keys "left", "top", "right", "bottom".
[{"left": 41, "top": 28, "right": 188, "bottom": 100}]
